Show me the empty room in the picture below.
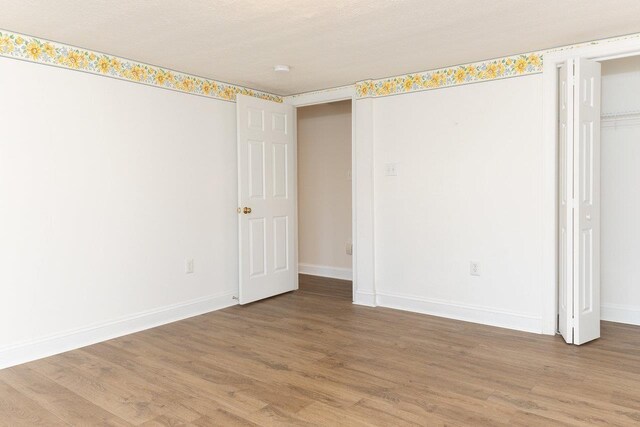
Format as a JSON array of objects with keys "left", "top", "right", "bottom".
[{"left": 2, "top": 1, "right": 640, "bottom": 425}]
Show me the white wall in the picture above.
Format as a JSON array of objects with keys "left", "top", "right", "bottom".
[
  {"left": 600, "top": 57, "right": 640, "bottom": 325},
  {"left": 371, "top": 76, "right": 545, "bottom": 332},
  {"left": 297, "top": 101, "right": 352, "bottom": 279},
  {"left": 0, "top": 57, "right": 238, "bottom": 368},
  {"left": 0, "top": 48, "right": 575, "bottom": 370}
]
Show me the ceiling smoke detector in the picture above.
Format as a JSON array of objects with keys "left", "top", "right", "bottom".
[{"left": 274, "top": 65, "right": 290, "bottom": 72}]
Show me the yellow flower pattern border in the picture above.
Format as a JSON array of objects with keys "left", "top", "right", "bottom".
[
  {"left": 3, "top": 28, "right": 640, "bottom": 102},
  {"left": 354, "top": 32, "right": 640, "bottom": 99},
  {"left": 0, "top": 29, "right": 282, "bottom": 103},
  {"left": 356, "top": 52, "right": 543, "bottom": 98}
]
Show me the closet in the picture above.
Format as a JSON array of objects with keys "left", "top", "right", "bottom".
[{"left": 600, "top": 56, "right": 640, "bottom": 327}]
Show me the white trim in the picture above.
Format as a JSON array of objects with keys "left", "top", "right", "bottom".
[
  {"left": 376, "top": 292, "right": 542, "bottom": 334},
  {"left": 298, "top": 263, "right": 352, "bottom": 280},
  {"left": 542, "top": 36, "right": 640, "bottom": 336},
  {"left": 0, "top": 292, "right": 237, "bottom": 370},
  {"left": 352, "top": 98, "right": 376, "bottom": 306},
  {"left": 541, "top": 60, "right": 559, "bottom": 335},
  {"left": 601, "top": 303, "right": 640, "bottom": 326},
  {"left": 284, "top": 85, "right": 355, "bottom": 107},
  {"left": 293, "top": 105, "right": 300, "bottom": 291},
  {"left": 351, "top": 94, "right": 358, "bottom": 304},
  {"left": 354, "top": 290, "right": 376, "bottom": 307}
]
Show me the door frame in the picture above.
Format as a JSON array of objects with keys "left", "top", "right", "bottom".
[
  {"left": 283, "top": 86, "right": 359, "bottom": 303},
  {"left": 542, "top": 36, "right": 640, "bottom": 335}
]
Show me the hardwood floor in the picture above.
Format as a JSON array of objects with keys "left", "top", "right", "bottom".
[
  {"left": 1, "top": 275, "right": 640, "bottom": 426},
  {"left": 297, "top": 274, "right": 352, "bottom": 300}
]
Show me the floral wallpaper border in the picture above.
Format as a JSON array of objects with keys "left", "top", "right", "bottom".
[
  {"left": 355, "top": 51, "right": 543, "bottom": 98},
  {"left": 3, "top": 27, "right": 640, "bottom": 102},
  {"left": 355, "top": 31, "right": 640, "bottom": 99},
  {"left": 0, "top": 29, "right": 282, "bottom": 103}
]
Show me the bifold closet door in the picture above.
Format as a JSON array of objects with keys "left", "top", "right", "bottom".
[
  {"left": 558, "top": 61, "right": 574, "bottom": 344},
  {"left": 572, "top": 58, "right": 601, "bottom": 345},
  {"left": 558, "top": 58, "right": 602, "bottom": 345}
]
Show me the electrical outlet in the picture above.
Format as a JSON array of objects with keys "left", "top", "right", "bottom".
[
  {"left": 346, "top": 242, "right": 353, "bottom": 256},
  {"left": 470, "top": 261, "right": 480, "bottom": 276},
  {"left": 185, "top": 259, "right": 194, "bottom": 274}
]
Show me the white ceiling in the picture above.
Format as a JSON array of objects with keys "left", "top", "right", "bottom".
[{"left": 2, "top": 0, "right": 640, "bottom": 95}]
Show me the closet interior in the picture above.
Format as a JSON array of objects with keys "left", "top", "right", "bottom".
[{"left": 600, "top": 56, "right": 640, "bottom": 327}]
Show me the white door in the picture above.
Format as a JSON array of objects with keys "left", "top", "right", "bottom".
[
  {"left": 558, "top": 61, "right": 574, "bottom": 343},
  {"left": 558, "top": 58, "right": 601, "bottom": 345},
  {"left": 572, "top": 58, "right": 601, "bottom": 345},
  {"left": 237, "top": 94, "right": 297, "bottom": 304}
]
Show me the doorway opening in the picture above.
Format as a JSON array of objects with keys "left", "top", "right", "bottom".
[
  {"left": 296, "top": 100, "right": 353, "bottom": 300},
  {"left": 556, "top": 54, "right": 640, "bottom": 344}
]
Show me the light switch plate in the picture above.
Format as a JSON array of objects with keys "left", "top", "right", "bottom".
[
  {"left": 470, "top": 261, "right": 480, "bottom": 276},
  {"left": 384, "top": 163, "right": 398, "bottom": 176},
  {"left": 185, "top": 259, "right": 194, "bottom": 274}
]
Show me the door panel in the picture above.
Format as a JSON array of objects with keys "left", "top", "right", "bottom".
[
  {"left": 248, "top": 140, "right": 265, "bottom": 199},
  {"left": 580, "top": 229, "right": 593, "bottom": 313},
  {"left": 249, "top": 218, "right": 267, "bottom": 277},
  {"left": 247, "top": 107, "right": 264, "bottom": 130},
  {"left": 272, "top": 113, "right": 287, "bottom": 134},
  {"left": 272, "top": 143, "right": 288, "bottom": 198},
  {"left": 573, "top": 58, "right": 601, "bottom": 345},
  {"left": 237, "top": 95, "right": 297, "bottom": 304},
  {"left": 273, "top": 216, "right": 289, "bottom": 272}
]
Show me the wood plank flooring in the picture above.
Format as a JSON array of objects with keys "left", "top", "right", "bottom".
[
  {"left": 297, "top": 274, "right": 352, "bottom": 300},
  {"left": 1, "top": 275, "right": 640, "bottom": 426}
]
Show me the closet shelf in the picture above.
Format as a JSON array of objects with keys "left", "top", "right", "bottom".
[
  {"left": 601, "top": 110, "right": 640, "bottom": 118},
  {"left": 601, "top": 110, "right": 640, "bottom": 128}
]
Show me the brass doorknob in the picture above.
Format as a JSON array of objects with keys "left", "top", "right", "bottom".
[{"left": 243, "top": 207, "right": 252, "bottom": 214}]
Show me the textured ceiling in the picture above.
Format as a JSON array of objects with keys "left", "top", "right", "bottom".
[{"left": 2, "top": 0, "right": 640, "bottom": 95}]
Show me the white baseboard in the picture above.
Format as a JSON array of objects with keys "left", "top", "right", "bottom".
[
  {"left": 353, "top": 290, "right": 376, "bottom": 307},
  {"left": 0, "top": 292, "right": 237, "bottom": 370},
  {"left": 602, "top": 303, "right": 640, "bottom": 326},
  {"left": 298, "top": 263, "right": 352, "bottom": 281},
  {"left": 376, "top": 291, "right": 542, "bottom": 334}
]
